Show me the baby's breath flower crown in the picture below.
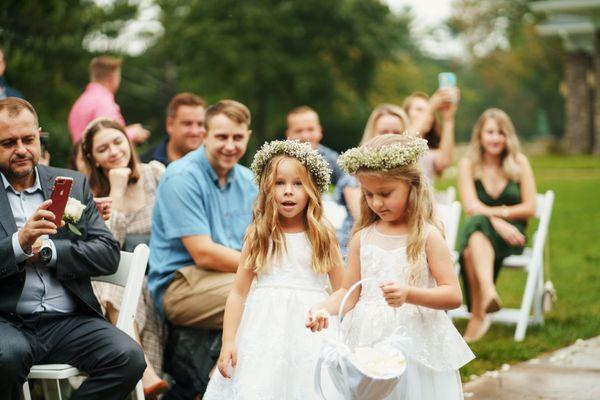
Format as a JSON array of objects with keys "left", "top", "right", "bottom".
[
  {"left": 338, "top": 135, "right": 429, "bottom": 175},
  {"left": 251, "top": 140, "right": 331, "bottom": 192}
]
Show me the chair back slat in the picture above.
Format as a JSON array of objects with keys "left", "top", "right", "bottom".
[
  {"left": 436, "top": 200, "right": 461, "bottom": 252},
  {"left": 92, "top": 244, "right": 149, "bottom": 337},
  {"left": 92, "top": 251, "right": 136, "bottom": 287},
  {"left": 531, "top": 191, "right": 554, "bottom": 261},
  {"left": 535, "top": 193, "right": 547, "bottom": 218},
  {"left": 434, "top": 186, "right": 456, "bottom": 205}
]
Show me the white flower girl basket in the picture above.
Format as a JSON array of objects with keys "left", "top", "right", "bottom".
[{"left": 314, "top": 279, "right": 410, "bottom": 400}]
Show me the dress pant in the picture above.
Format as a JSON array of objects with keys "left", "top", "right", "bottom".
[
  {"left": 0, "top": 313, "right": 146, "bottom": 400},
  {"left": 163, "top": 265, "right": 234, "bottom": 329}
]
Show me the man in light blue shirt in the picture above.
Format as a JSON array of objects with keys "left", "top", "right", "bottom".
[{"left": 149, "top": 100, "right": 257, "bottom": 326}]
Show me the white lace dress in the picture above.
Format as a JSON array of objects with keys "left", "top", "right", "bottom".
[
  {"left": 204, "top": 232, "right": 342, "bottom": 400},
  {"left": 342, "top": 224, "right": 475, "bottom": 400}
]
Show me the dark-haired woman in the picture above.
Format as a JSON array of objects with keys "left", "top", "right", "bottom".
[{"left": 82, "top": 118, "right": 168, "bottom": 398}]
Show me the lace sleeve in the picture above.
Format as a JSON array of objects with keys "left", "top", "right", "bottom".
[{"left": 148, "top": 160, "right": 166, "bottom": 187}]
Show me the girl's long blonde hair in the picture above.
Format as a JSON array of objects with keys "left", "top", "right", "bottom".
[
  {"left": 242, "top": 155, "right": 341, "bottom": 274},
  {"left": 352, "top": 134, "right": 443, "bottom": 285},
  {"left": 467, "top": 108, "right": 523, "bottom": 181},
  {"left": 360, "top": 104, "right": 411, "bottom": 145}
]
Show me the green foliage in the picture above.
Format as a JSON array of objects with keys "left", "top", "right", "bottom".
[
  {"left": 1, "top": 0, "right": 566, "bottom": 166},
  {"left": 138, "top": 0, "right": 409, "bottom": 155},
  {"left": 446, "top": 0, "right": 565, "bottom": 140},
  {"left": 0, "top": 0, "right": 138, "bottom": 166}
]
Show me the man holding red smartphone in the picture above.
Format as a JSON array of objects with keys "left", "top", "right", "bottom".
[{"left": 0, "top": 97, "right": 145, "bottom": 400}]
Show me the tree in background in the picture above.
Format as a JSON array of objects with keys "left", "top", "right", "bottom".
[
  {"left": 1, "top": 0, "right": 566, "bottom": 166},
  {"left": 0, "top": 0, "right": 139, "bottom": 164},
  {"left": 446, "top": 0, "right": 564, "bottom": 141},
  {"left": 132, "top": 0, "right": 409, "bottom": 155}
]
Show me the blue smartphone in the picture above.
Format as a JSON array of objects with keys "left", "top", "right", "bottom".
[
  {"left": 438, "top": 72, "right": 457, "bottom": 88},
  {"left": 438, "top": 72, "right": 458, "bottom": 103}
]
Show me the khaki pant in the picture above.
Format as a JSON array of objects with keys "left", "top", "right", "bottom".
[{"left": 163, "top": 265, "right": 235, "bottom": 329}]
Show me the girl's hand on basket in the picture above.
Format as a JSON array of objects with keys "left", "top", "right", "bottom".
[
  {"left": 306, "top": 306, "right": 330, "bottom": 332},
  {"left": 217, "top": 340, "right": 237, "bottom": 379},
  {"left": 381, "top": 281, "right": 410, "bottom": 308}
]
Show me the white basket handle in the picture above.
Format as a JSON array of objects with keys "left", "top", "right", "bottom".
[{"left": 337, "top": 278, "right": 373, "bottom": 340}]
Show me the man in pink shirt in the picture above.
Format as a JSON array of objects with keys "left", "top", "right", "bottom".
[{"left": 68, "top": 56, "right": 149, "bottom": 144}]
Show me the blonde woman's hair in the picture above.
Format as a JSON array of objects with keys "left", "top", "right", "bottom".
[
  {"left": 467, "top": 108, "right": 522, "bottom": 181},
  {"left": 242, "top": 155, "right": 341, "bottom": 274},
  {"left": 352, "top": 134, "right": 443, "bottom": 285},
  {"left": 360, "top": 104, "right": 411, "bottom": 145}
]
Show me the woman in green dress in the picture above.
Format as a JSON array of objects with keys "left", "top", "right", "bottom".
[{"left": 457, "top": 108, "right": 537, "bottom": 342}]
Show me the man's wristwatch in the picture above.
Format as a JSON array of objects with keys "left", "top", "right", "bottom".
[{"left": 39, "top": 238, "right": 53, "bottom": 264}]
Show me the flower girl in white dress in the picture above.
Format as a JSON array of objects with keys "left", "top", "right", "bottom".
[
  {"left": 204, "top": 140, "right": 344, "bottom": 400},
  {"left": 307, "top": 134, "right": 475, "bottom": 400}
]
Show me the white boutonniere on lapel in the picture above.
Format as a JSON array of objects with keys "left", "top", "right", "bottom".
[{"left": 63, "top": 197, "right": 86, "bottom": 236}]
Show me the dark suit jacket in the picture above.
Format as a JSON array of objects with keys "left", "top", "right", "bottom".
[{"left": 0, "top": 165, "right": 120, "bottom": 319}]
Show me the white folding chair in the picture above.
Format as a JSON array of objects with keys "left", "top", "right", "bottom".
[
  {"left": 322, "top": 192, "right": 349, "bottom": 230},
  {"left": 434, "top": 186, "right": 456, "bottom": 205},
  {"left": 449, "top": 191, "right": 555, "bottom": 341},
  {"left": 23, "top": 244, "right": 149, "bottom": 400},
  {"left": 435, "top": 200, "right": 461, "bottom": 256}
]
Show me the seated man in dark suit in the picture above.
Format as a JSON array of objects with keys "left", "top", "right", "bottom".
[{"left": 0, "top": 97, "right": 145, "bottom": 400}]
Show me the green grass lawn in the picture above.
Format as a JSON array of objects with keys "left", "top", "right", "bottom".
[{"left": 438, "top": 154, "right": 600, "bottom": 380}]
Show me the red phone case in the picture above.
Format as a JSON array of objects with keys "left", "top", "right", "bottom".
[{"left": 49, "top": 177, "right": 74, "bottom": 224}]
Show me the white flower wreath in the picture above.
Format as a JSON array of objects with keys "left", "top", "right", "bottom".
[
  {"left": 251, "top": 140, "right": 331, "bottom": 192},
  {"left": 338, "top": 136, "right": 429, "bottom": 175}
]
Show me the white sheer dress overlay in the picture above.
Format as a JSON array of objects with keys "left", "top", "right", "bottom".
[
  {"left": 340, "top": 224, "right": 475, "bottom": 400},
  {"left": 204, "top": 232, "right": 343, "bottom": 400}
]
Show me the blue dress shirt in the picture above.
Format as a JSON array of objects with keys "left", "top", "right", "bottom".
[
  {"left": 317, "top": 144, "right": 342, "bottom": 185},
  {"left": 148, "top": 146, "right": 258, "bottom": 316},
  {"left": 1, "top": 170, "right": 77, "bottom": 314},
  {"left": 333, "top": 173, "right": 359, "bottom": 258}
]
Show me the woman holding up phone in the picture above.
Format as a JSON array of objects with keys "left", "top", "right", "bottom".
[
  {"left": 82, "top": 118, "right": 169, "bottom": 398},
  {"left": 403, "top": 82, "right": 460, "bottom": 183}
]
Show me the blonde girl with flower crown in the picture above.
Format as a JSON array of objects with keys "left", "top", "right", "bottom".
[
  {"left": 307, "top": 134, "right": 474, "bottom": 399},
  {"left": 204, "top": 140, "right": 345, "bottom": 400}
]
